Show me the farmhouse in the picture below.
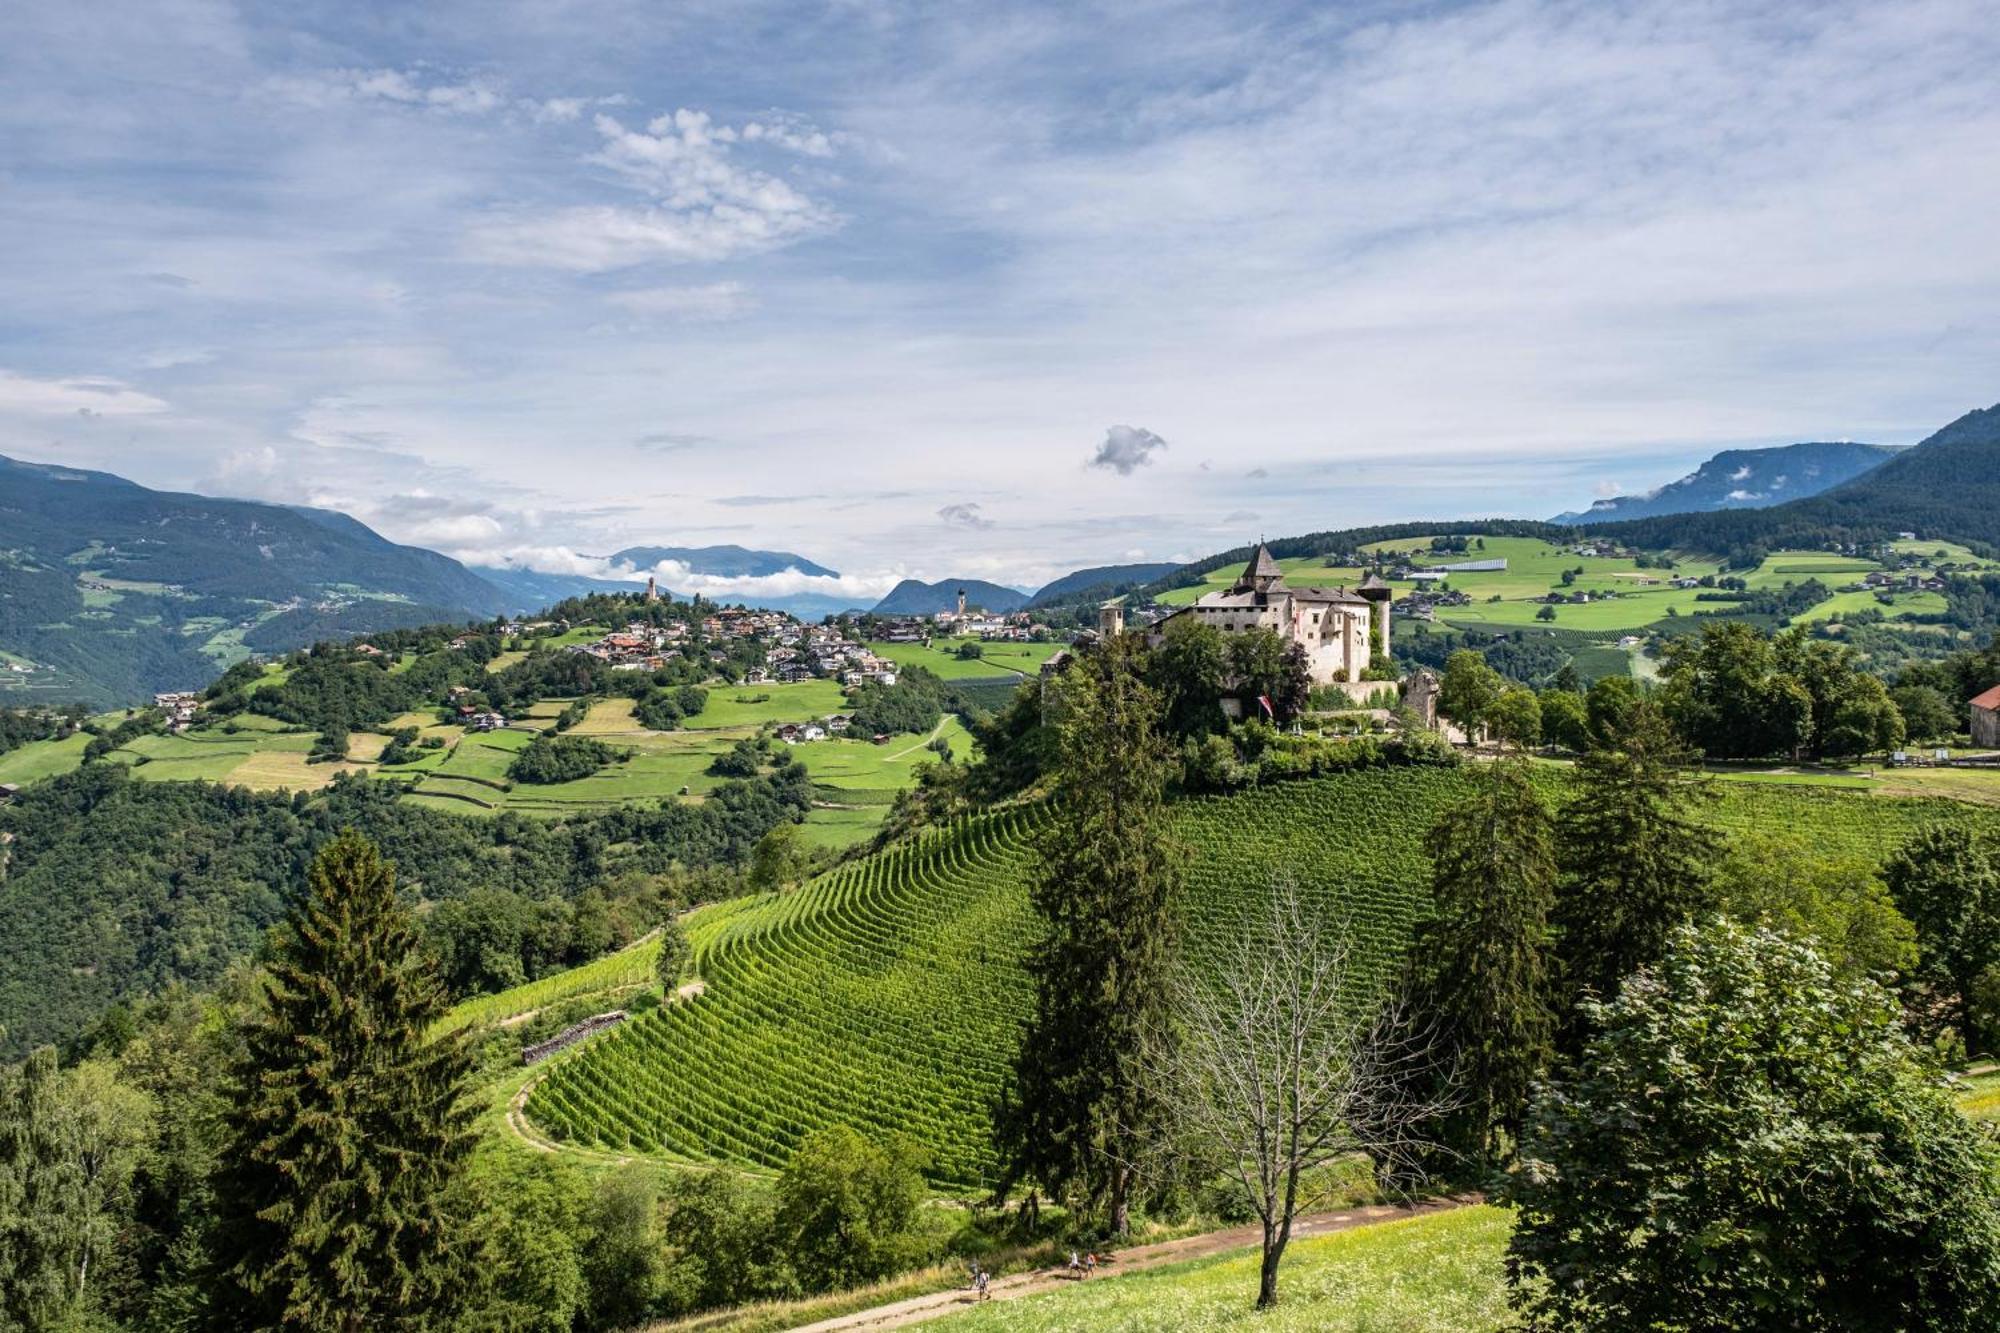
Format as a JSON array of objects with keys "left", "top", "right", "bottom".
[
  {"left": 1147, "top": 545, "right": 1392, "bottom": 685},
  {"left": 1972, "top": 684, "right": 2000, "bottom": 749}
]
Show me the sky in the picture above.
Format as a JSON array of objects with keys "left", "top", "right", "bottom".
[{"left": 4, "top": 0, "right": 1999, "bottom": 601}]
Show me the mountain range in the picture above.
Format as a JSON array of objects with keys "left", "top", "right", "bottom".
[
  {"left": 0, "top": 455, "right": 515, "bottom": 704},
  {"left": 1599, "top": 403, "right": 2000, "bottom": 557},
  {"left": 1552, "top": 441, "right": 1899, "bottom": 524},
  {"left": 0, "top": 453, "right": 1183, "bottom": 702}
]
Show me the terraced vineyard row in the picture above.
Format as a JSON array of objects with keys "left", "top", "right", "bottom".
[
  {"left": 525, "top": 766, "right": 2000, "bottom": 1186},
  {"left": 531, "top": 808, "right": 1041, "bottom": 1185},
  {"left": 445, "top": 932, "right": 664, "bottom": 1030}
]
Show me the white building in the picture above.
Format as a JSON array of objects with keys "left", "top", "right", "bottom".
[{"left": 1147, "top": 545, "right": 1393, "bottom": 685}]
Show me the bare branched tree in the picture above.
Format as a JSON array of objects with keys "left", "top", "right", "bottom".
[{"left": 1142, "top": 877, "right": 1459, "bottom": 1310}]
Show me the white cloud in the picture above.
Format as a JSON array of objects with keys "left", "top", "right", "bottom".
[
  {"left": 466, "top": 109, "right": 837, "bottom": 272},
  {"left": 605, "top": 282, "right": 752, "bottom": 319},
  {"left": 1729, "top": 465, "right": 1752, "bottom": 480},
  {"left": 266, "top": 67, "right": 504, "bottom": 116},
  {"left": 0, "top": 370, "right": 168, "bottom": 417},
  {"left": 1591, "top": 479, "right": 1624, "bottom": 498},
  {"left": 1089, "top": 424, "right": 1167, "bottom": 475}
]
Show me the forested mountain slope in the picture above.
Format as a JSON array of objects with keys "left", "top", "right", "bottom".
[
  {"left": 1603, "top": 404, "right": 2000, "bottom": 561},
  {"left": 0, "top": 762, "right": 811, "bottom": 1057},
  {"left": 0, "top": 455, "right": 512, "bottom": 702}
]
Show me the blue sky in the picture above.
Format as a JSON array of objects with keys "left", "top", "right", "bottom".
[{"left": 4, "top": 0, "right": 1998, "bottom": 598}]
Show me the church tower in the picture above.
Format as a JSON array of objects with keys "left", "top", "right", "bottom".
[
  {"left": 956, "top": 588, "right": 967, "bottom": 619},
  {"left": 645, "top": 575, "right": 659, "bottom": 603}
]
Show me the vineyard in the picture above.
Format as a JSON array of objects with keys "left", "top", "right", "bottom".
[{"left": 522, "top": 767, "right": 2000, "bottom": 1187}]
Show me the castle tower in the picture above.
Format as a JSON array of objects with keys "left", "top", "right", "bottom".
[
  {"left": 1098, "top": 600, "right": 1125, "bottom": 637},
  {"left": 1235, "top": 543, "right": 1285, "bottom": 595},
  {"left": 645, "top": 574, "right": 659, "bottom": 603},
  {"left": 1356, "top": 571, "right": 1393, "bottom": 664}
]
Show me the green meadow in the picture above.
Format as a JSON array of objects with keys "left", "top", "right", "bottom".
[
  {"left": 938, "top": 1205, "right": 1514, "bottom": 1332},
  {"left": 867, "top": 637, "right": 1064, "bottom": 680}
]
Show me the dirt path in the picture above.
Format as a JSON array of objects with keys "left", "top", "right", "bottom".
[
  {"left": 788, "top": 1196, "right": 1475, "bottom": 1332},
  {"left": 885, "top": 717, "right": 951, "bottom": 762},
  {"left": 499, "top": 978, "right": 705, "bottom": 1159}
]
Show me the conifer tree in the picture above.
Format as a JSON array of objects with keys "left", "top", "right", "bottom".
[
  {"left": 209, "top": 831, "right": 476, "bottom": 1332},
  {"left": 1406, "top": 759, "right": 1557, "bottom": 1167},
  {"left": 996, "top": 636, "right": 1181, "bottom": 1234},
  {"left": 1553, "top": 701, "right": 1718, "bottom": 1042}
]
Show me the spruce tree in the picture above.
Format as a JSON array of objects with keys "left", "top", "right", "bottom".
[
  {"left": 1553, "top": 699, "right": 1717, "bottom": 1043},
  {"left": 996, "top": 636, "right": 1181, "bottom": 1234},
  {"left": 210, "top": 831, "right": 476, "bottom": 1331},
  {"left": 1406, "top": 759, "right": 1557, "bottom": 1168}
]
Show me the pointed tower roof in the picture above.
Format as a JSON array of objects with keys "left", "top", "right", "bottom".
[
  {"left": 1241, "top": 543, "right": 1283, "bottom": 584},
  {"left": 1357, "top": 570, "right": 1392, "bottom": 599}
]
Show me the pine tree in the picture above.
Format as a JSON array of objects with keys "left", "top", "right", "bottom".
[
  {"left": 996, "top": 636, "right": 1181, "bottom": 1234},
  {"left": 209, "top": 831, "right": 476, "bottom": 1331},
  {"left": 1553, "top": 701, "right": 1718, "bottom": 1042},
  {"left": 1406, "top": 759, "right": 1557, "bottom": 1168}
]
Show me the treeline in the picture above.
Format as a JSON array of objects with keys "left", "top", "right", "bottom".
[
  {"left": 0, "top": 702, "right": 87, "bottom": 758},
  {"left": 0, "top": 760, "right": 814, "bottom": 1057},
  {"left": 1137, "top": 519, "right": 1571, "bottom": 598},
  {"left": 1427, "top": 620, "right": 2000, "bottom": 761}
]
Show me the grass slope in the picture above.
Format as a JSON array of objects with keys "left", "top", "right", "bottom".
[{"left": 939, "top": 1205, "right": 1513, "bottom": 1332}]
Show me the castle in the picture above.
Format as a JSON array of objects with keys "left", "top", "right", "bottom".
[{"left": 1141, "top": 545, "right": 1393, "bottom": 686}]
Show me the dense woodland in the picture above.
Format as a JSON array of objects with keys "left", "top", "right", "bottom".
[{"left": 0, "top": 760, "right": 814, "bottom": 1059}]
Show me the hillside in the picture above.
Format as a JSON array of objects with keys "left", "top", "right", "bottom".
[
  {"left": 871, "top": 578, "right": 1032, "bottom": 616},
  {"left": 1029, "top": 561, "right": 1181, "bottom": 607},
  {"left": 1552, "top": 441, "right": 1896, "bottom": 524},
  {"left": 1604, "top": 403, "right": 2000, "bottom": 558},
  {"left": 0, "top": 454, "right": 513, "bottom": 703},
  {"left": 522, "top": 767, "right": 2000, "bottom": 1186}
]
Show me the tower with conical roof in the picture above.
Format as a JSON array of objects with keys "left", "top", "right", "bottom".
[
  {"left": 1234, "top": 543, "right": 1285, "bottom": 595},
  {"left": 1356, "top": 570, "right": 1392, "bottom": 662}
]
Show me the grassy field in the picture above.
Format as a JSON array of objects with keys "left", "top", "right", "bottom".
[
  {"left": 867, "top": 638, "right": 1064, "bottom": 680},
  {"left": 939, "top": 1205, "right": 1513, "bottom": 1332},
  {"left": 694, "top": 680, "right": 850, "bottom": 730},
  {"left": 525, "top": 768, "right": 2000, "bottom": 1186},
  {"left": 0, "top": 674, "right": 966, "bottom": 849},
  {"left": 1160, "top": 535, "right": 1943, "bottom": 640}
]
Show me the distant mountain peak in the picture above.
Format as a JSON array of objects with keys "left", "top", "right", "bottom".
[
  {"left": 1552, "top": 441, "right": 1898, "bottom": 525},
  {"left": 870, "top": 578, "right": 1033, "bottom": 616}
]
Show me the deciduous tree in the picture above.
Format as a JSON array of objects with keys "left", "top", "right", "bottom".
[
  {"left": 1884, "top": 824, "right": 2000, "bottom": 1050},
  {"left": 1508, "top": 920, "right": 2000, "bottom": 1331},
  {"left": 1145, "top": 879, "right": 1452, "bottom": 1309}
]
